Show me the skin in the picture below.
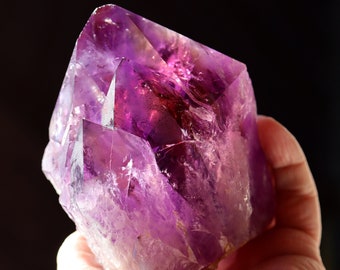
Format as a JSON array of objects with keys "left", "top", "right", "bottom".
[{"left": 57, "top": 116, "right": 325, "bottom": 270}]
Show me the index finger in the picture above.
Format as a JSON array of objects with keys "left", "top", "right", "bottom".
[{"left": 257, "top": 116, "right": 322, "bottom": 244}]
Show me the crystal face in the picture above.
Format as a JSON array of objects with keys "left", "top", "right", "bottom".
[{"left": 42, "top": 4, "right": 275, "bottom": 269}]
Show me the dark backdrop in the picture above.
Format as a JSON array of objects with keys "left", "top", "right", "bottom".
[{"left": 1, "top": 0, "right": 338, "bottom": 269}]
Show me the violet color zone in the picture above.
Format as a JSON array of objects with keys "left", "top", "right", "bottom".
[{"left": 42, "top": 4, "right": 275, "bottom": 270}]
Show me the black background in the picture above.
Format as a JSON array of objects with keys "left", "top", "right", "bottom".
[{"left": 1, "top": 0, "right": 339, "bottom": 269}]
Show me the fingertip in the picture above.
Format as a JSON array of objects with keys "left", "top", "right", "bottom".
[
  {"left": 256, "top": 115, "right": 306, "bottom": 169},
  {"left": 256, "top": 115, "right": 315, "bottom": 196},
  {"left": 256, "top": 116, "right": 321, "bottom": 243},
  {"left": 57, "top": 231, "right": 103, "bottom": 270},
  {"left": 57, "top": 231, "right": 80, "bottom": 267}
]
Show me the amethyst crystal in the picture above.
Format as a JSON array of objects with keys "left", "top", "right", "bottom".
[{"left": 42, "top": 4, "right": 274, "bottom": 269}]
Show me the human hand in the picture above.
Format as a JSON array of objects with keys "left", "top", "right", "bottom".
[
  {"left": 57, "top": 230, "right": 103, "bottom": 270},
  {"left": 57, "top": 116, "right": 325, "bottom": 270},
  {"left": 218, "top": 116, "right": 325, "bottom": 269}
]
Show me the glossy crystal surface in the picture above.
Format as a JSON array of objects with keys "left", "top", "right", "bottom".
[{"left": 42, "top": 4, "right": 274, "bottom": 269}]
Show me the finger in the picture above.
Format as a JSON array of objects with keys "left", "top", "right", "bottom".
[
  {"left": 257, "top": 116, "right": 322, "bottom": 244},
  {"left": 57, "top": 231, "right": 103, "bottom": 270}
]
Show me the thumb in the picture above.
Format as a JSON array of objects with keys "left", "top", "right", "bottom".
[{"left": 57, "top": 231, "right": 103, "bottom": 270}]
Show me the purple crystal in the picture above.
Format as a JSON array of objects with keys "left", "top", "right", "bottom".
[{"left": 42, "top": 4, "right": 274, "bottom": 269}]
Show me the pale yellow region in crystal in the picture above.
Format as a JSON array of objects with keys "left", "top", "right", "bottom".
[{"left": 101, "top": 73, "right": 116, "bottom": 128}]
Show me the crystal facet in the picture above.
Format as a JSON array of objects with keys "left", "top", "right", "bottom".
[{"left": 42, "top": 4, "right": 275, "bottom": 269}]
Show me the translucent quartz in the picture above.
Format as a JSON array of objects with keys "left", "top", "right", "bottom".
[{"left": 42, "top": 4, "right": 274, "bottom": 270}]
